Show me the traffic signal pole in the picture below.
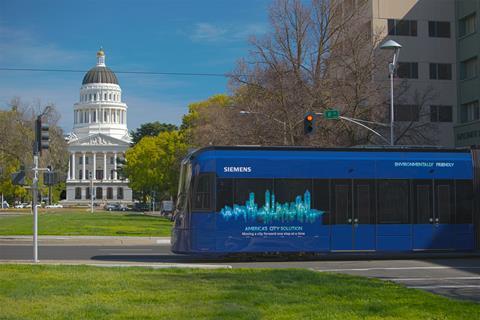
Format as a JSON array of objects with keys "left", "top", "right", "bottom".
[
  {"left": 32, "top": 155, "right": 39, "bottom": 263},
  {"left": 31, "top": 110, "right": 51, "bottom": 263}
]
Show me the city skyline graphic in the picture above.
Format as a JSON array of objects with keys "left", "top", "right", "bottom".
[{"left": 220, "top": 190, "right": 324, "bottom": 224}]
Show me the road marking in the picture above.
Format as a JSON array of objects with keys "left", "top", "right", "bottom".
[
  {"left": 98, "top": 248, "right": 153, "bottom": 251},
  {"left": 410, "top": 285, "right": 480, "bottom": 289},
  {"left": 388, "top": 277, "right": 480, "bottom": 281},
  {"left": 156, "top": 239, "right": 170, "bottom": 244},
  {"left": 315, "top": 266, "right": 480, "bottom": 272}
]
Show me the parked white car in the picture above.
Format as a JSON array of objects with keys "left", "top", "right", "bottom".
[{"left": 45, "top": 204, "right": 63, "bottom": 208}]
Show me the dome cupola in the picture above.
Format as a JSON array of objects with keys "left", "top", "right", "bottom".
[{"left": 82, "top": 48, "right": 119, "bottom": 85}]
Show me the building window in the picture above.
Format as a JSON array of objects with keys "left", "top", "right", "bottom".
[
  {"left": 104, "top": 93, "right": 107, "bottom": 100},
  {"left": 92, "top": 110, "right": 96, "bottom": 123},
  {"left": 109, "top": 93, "right": 112, "bottom": 100},
  {"left": 459, "top": 13, "right": 476, "bottom": 37},
  {"left": 96, "top": 170, "right": 104, "bottom": 180},
  {"left": 86, "top": 170, "right": 89, "bottom": 179},
  {"left": 460, "top": 57, "right": 478, "bottom": 80},
  {"left": 79, "top": 157, "right": 83, "bottom": 165},
  {"left": 117, "top": 187, "right": 124, "bottom": 200},
  {"left": 429, "top": 63, "right": 452, "bottom": 80},
  {"left": 430, "top": 105, "right": 453, "bottom": 122},
  {"left": 85, "top": 157, "right": 89, "bottom": 165},
  {"left": 86, "top": 187, "right": 91, "bottom": 200},
  {"left": 75, "top": 187, "right": 82, "bottom": 200},
  {"left": 461, "top": 100, "right": 480, "bottom": 123},
  {"left": 96, "top": 187, "right": 103, "bottom": 200},
  {"left": 428, "top": 21, "right": 450, "bottom": 38},
  {"left": 388, "top": 19, "right": 417, "bottom": 36},
  {"left": 110, "top": 156, "right": 114, "bottom": 165},
  {"left": 79, "top": 169, "right": 83, "bottom": 180},
  {"left": 107, "top": 187, "right": 113, "bottom": 200},
  {"left": 395, "top": 105, "right": 419, "bottom": 122},
  {"left": 397, "top": 62, "right": 418, "bottom": 79}
]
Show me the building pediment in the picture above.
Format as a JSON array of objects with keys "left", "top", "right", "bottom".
[{"left": 68, "top": 133, "right": 131, "bottom": 146}]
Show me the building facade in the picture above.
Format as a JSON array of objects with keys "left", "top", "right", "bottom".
[
  {"left": 454, "top": 0, "right": 480, "bottom": 146},
  {"left": 65, "top": 49, "right": 133, "bottom": 204},
  {"left": 370, "top": 0, "right": 457, "bottom": 146}
]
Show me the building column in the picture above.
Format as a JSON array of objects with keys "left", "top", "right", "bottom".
[
  {"left": 92, "top": 152, "right": 96, "bottom": 180},
  {"left": 71, "top": 152, "right": 76, "bottom": 180},
  {"left": 104, "top": 152, "right": 108, "bottom": 180},
  {"left": 67, "top": 154, "right": 71, "bottom": 180},
  {"left": 113, "top": 152, "right": 118, "bottom": 180},
  {"left": 82, "top": 152, "right": 86, "bottom": 180}
]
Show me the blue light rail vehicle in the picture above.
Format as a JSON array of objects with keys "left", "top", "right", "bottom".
[{"left": 171, "top": 146, "right": 480, "bottom": 254}]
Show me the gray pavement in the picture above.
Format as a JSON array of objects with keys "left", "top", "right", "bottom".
[{"left": 1, "top": 241, "right": 480, "bottom": 302}]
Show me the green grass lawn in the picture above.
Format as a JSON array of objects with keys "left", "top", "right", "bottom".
[
  {"left": 0, "top": 265, "right": 478, "bottom": 319},
  {"left": 0, "top": 211, "right": 172, "bottom": 237}
]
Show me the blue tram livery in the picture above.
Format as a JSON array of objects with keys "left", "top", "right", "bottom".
[{"left": 171, "top": 146, "right": 479, "bottom": 254}]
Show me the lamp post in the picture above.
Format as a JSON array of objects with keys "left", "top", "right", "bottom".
[
  {"left": 89, "top": 172, "right": 94, "bottom": 213},
  {"left": 380, "top": 39, "right": 402, "bottom": 146}
]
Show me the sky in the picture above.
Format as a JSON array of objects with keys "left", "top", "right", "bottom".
[{"left": 0, "top": 0, "right": 270, "bottom": 132}]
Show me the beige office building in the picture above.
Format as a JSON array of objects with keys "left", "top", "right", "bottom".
[
  {"left": 454, "top": 0, "right": 480, "bottom": 146},
  {"left": 337, "top": 0, "right": 457, "bottom": 146}
]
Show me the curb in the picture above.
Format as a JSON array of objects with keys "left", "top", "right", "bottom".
[
  {"left": 0, "top": 260, "right": 231, "bottom": 269},
  {"left": 0, "top": 236, "right": 171, "bottom": 246}
]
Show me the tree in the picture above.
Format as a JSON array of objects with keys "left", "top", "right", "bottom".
[
  {"left": 222, "top": 0, "right": 436, "bottom": 147},
  {"left": 0, "top": 98, "right": 68, "bottom": 203},
  {"left": 130, "top": 122, "right": 178, "bottom": 145},
  {"left": 180, "top": 94, "right": 235, "bottom": 147},
  {"left": 123, "top": 130, "right": 188, "bottom": 201}
]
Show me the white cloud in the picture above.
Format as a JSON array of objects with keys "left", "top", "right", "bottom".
[
  {"left": 189, "top": 22, "right": 267, "bottom": 43},
  {"left": 0, "top": 24, "right": 89, "bottom": 66},
  {"left": 190, "top": 23, "right": 228, "bottom": 42}
]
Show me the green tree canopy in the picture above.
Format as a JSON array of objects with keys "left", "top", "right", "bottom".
[
  {"left": 130, "top": 122, "right": 178, "bottom": 145},
  {"left": 123, "top": 130, "right": 188, "bottom": 201}
]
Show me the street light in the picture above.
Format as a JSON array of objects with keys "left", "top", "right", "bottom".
[{"left": 380, "top": 39, "right": 402, "bottom": 146}]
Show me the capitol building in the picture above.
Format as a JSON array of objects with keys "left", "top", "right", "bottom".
[{"left": 65, "top": 49, "right": 133, "bottom": 204}]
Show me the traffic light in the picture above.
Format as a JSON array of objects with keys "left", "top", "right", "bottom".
[
  {"left": 35, "top": 116, "right": 49, "bottom": 155},
  {"left": 11, "top": 166, "right": 26, "bottom": 185},
  {"left": 304, "top": 112, "right": 315, "bottom": 135}
]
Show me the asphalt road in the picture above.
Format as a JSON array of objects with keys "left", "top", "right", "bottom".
[{"left": 1, "top": 243, "right": 480, "bottom": 302}]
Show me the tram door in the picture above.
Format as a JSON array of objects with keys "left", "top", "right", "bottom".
[
  {"left": 331, "top": 180, "right": 376, "bottom": 251},
  {"left": 413, "top": 180, "right": 454, "bottom": 250}
]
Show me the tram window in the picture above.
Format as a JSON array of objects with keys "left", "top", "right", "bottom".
[
  {"left": 274, "top": 179, "right": 313, "bottom": 204},
  {"left": 192, "top": 174, "right": 213, "bottom": 211},
  {"left": 234, "top": 179, "right": 273, "bottom": 207},
  {"left": 332, "top": 180, "right": 351, "bottom": 224},
  {"left": 415, "top": 184, "right": 432, "bottom": 224},
  {"left": 313, "top": 180, "right": 330, "bottom": 224},
  {"left": 216, "top": 179, "right": 234, "bottom": 211},
  {"left": 436, "top": 182, "right": 454, "bottom": 223},
  {"left": 455, "top": 180, "right": 473, "bottom": 224},
  {"left": 378, "top": 180, "right": 409, "bottom": 224},
  {"left": 355, "top": 183, "right": 375, "bottom": 224}
]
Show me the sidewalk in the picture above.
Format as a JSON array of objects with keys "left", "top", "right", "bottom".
[{"left": 0, "top": 235, "right": 170, "bottom": 246}]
